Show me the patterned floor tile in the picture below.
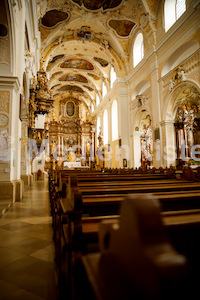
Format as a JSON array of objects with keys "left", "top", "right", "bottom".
[{"left": 0, "top": 180, "right": 58, "bottom": 299}]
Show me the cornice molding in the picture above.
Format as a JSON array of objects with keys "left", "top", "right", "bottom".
[
  {"left": 160, "top": 120, "right": 175, "bottom": 127},
  {"left": 0, "top": 76, "right": 20, "bottom": 89},
  {"left": 156, "top": 5, "right": 200, "bottom": 55},
  {"left": 126, "top": 4, "right": 199, "bottom": 85}
]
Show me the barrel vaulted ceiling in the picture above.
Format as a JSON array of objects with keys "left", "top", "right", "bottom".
[{"left": 37, "top": 0, "right": 158, "bottom": 111}]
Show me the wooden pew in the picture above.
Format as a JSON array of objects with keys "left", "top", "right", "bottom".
[
  {"left": 50, "top": 169, "right": 192, "bottom": 206},
  {"left": 50, "top": 171, "right": 200, "bottom": 299},
  {"left": 53, "top": 172, "right": 200, "bottom": 244},
  {"left": 81, "top": 209, "right": 200, "bottom": 251},
  {"left": 80, "top": 194, "right": 196, "bottom": 300},
  {"left": 49, "top": 171, "right": 175, "bottom": 237},
  {"left": 52, "top": 172, "right": 200, "bottom": 236},
  {"left": 56, "top": 173, "right": 200, "bottom": 250}
]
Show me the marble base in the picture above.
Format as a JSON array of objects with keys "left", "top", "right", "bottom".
[
  {"left": 21, "top": 174, "right": 34, "bottom": 186},
  {"left": 29, "top": 174, "right": 33, "bottom": 186},
  {"left": 33, "top": 172, "right": 37, "bottom": 181},
  {"left": 0, "top": 181, "right": 16, "bottom": 202},
  {"left": 21, "top": 175, "right": 29, "bottom": 186},
  {"left": 12, "top": 179, "right": 24, "bottom": 201}
]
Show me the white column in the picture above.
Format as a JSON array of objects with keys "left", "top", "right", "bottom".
[
  {"left": 61, "top": 136, "right": 63, "bottom": 156},
  {"left": 151, "top": 66, "right": 161, "bottom": 168},
  {"left": 132, "top": 131, "right": 141, "bottom": 168},
  {"left": 58, "top": 135, "right": 60, "bottom": 155},
  {"left": 118, "top": 86, "right": 130, "bottom": 168},
  {"left": 160, "top": 120, "right": 176, "bottom": 167},
  {"left": 90, "top": 131, "right": 95, "bottom": 162},
  {"left": 82, "top": 135, "right": 86, "bottom": 157},
  {"left": 96, "top": 111, "right": 103, "bottom": 150},
  {"left": 2, "top": 78, "right": 21, "bottom": 182},
  {"left": 107, "top": 104, "right": 111, "bottom": 168}
]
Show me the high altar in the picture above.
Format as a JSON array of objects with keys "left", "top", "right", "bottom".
[
  {"left": 47, "top": 97, "right": 95, "bottom": 169},
  {"left": 27, "top": 69, "right": 96, "bottom": 170}
]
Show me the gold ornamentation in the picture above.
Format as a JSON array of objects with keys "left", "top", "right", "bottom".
[
  {"left": 169, "top": 66, "right": 187, "bottom": 91},
  {"left": 36, "top": 89, "right": 49, "bottom": 98},
  {"left": 19, "top": 137, "right": 29, "bottom": 146},
  {"left": 0, "top": 113, "right": 9, "bottom": 128},
  {"left": 0, "top": 91, "right": 9, "bottom": 112},
  {"left": 0, "top": 36, "right": 10, "bottom": 63}
]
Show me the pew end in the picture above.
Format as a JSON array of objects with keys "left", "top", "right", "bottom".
[{"left": 82, "top": 194, "right": 188, "bottom": 300}]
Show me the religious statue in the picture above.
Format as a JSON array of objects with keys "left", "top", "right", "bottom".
[
  {"left": 169, "top": 79, "right": 175, "bottom": 91},
  {"left": 98, "top": 127, "right": 103, "bottom": 147},
  {"left": 174, "top": 66, "right": 186, "bottom": 83},
  {"left": 136, "top": 95, "right": 147, "bottom": 107},
  {"left": 67, "top": 148, "right": 76, "bottom": 162},
  {"left": 177, "top": 106, "right": 184, "bottom": 122},
  {"left": 86, "top": 141, "right": 90, "bottom": 154}
]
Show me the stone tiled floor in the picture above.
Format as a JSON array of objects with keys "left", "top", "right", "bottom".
[{"left": 0, "top": 180, "right": 58, "bottom": 300}]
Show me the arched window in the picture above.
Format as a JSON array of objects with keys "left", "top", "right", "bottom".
[
  {"left": 110, "top": 66, "right": 117, "bottom": 88},
  {"left": 164, "top": 0, "right": 186, "bottom": 32},
  {"left": 112, "top": 100, "right": 118, "bottom": 141},
  {"left": 102, "top": 82, "right": 107, "bottom": 98},
  {"left": 176, "top": 0, "right": 186, "bottom": 19},
  {"left": 96, "top": 94, "right": 100, "bottom": 106},
  {"left": 133, "top": 33, "right": 144, "bottom": 67},
  {"left": 97, "top": 117, "right": 100, "bottom": 146},
  {"left": 103, "top": 109, "right": 108, "bottom": 145}
]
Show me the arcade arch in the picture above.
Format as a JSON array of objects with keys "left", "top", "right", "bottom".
[
  {"left": 132, "top": 109, "right": 153, "bottom": 169},
  {"left": 163, "top": 82, "right": 200, "bottom": 167}
]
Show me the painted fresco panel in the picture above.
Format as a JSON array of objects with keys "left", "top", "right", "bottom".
[{"left": 60, "top": 59, "right": 94, "bottom": 70}]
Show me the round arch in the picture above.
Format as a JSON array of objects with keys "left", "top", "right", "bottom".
[
  {"left": 0, "top": 0, "right": 14, "bottom": 74},
  {"left": 132, "top": 105, "right": 152, "bottom": 130},
  {"left": 163, "top": 80, "right": 200, "bottom": 121},
  {"left": 132, "top": 80, "right": 151, "bottom": 100},
  {"left": 162, "top": 81, "right": 200, "bottom": 167},
  {"left": 132, "top": 106, "right": 153, "bottom": 169},
  {"left": 42, "top": 39, "right": 125, "bottom": 75},
  {"left": 161, "top": 40, "right": 199, "bottom": 77}
]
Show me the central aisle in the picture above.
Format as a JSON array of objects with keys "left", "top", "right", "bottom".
[{"left": 0, "top": 179, "right": 58, "bottom": 300}]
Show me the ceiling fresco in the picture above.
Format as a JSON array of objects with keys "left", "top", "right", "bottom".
[
  {"left": 58, "top": 85, "right": 84, "bottom": 93},
  {"left": 49, "top": 54, "right": 65, "bottom": 64},
  {"left": 108, "top": 19, "right": 136, "bottom": 37},
  {"left": 37, "top": 0, "right": 156, "bottom": 112},
  {"left": 93, "top": 57, "right": 109, "bottom": 67},
  {"left": 87, "top": 73, "right": 100, "bottom": 81},
  {"left": 51, "top": 84, "right": 61, "bottom": 89},
  {"left": 47, "top": 54, "right": 65, "bottom": 71},
  {"left": 50, "top": 71, "right": 63, "bottom": 80},
  {"left": 41, "top": 10, "right": 69, "bottom": 27},
  {"left": 59, "top": 74, "right": 88, "bottom": 83},
  {"left": 83, "top": 85, "right": 94, "bottom": 91},
  {"left": 71, "top": 0, "right": 122, "bottom": 11},
  {"left": 60, "top": 59, "right": 94, "bottom": 70}
]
